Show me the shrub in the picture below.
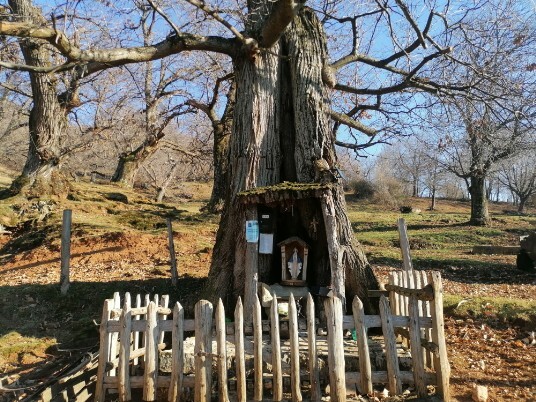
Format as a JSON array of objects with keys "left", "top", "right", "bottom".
[{"left": 350, "top": 179, "right": 376, "bottom": 199}]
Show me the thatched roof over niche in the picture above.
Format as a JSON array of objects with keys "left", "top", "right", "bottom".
[{"left": 237, "top": 181, "right": 333, "bottom": 206}]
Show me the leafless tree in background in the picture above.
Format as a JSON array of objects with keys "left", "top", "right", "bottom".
[{"left": 498, "top": 154, "right": 536, "bottom": 213}]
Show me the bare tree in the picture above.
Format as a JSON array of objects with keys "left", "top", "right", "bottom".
[
  {"left": 498, "top": 154, "right": 536, "bottom": 213},
  {"left": 419, "top": 0, "right": 536, "bottom": 225}
]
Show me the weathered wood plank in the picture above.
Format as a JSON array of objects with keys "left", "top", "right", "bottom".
[
  {"left": 325, "top": 296, "right": 346, "bottom": 402},
  {"left": 408, "top": 294, "right": 426, "bottom": 397},
  {"left": 244, "top": 206, "right": 259, "bottom": 323},
  {"left": 379, "top": 296, "right": 402, "bottom": 396},
  {"left": 166, "top": 218, "right": 178, "bottom": 286},
  {"left": 307, "top": 294, "right": 321, "bottom": 401},
  {"left": 95, "top": 299, "right": 113, "bottom": 402},
  {"left": 118, "top": 293, "right": 132, "bottom": 402},
  {"left": 235, "top": 297, "right": 247, "bottom": 402},
  {"left": 60, "top": 209, "right": 72, "bottom": 295},
  {"left": 132, "top": 294, "right": 142, "bottom": 372},
  {"left": 270, "top": 294, "right": 283, "bottom": 401},
  {"left": 143, "top": 301, "right": 159, "bottom": 401},
  {"left": 253, "top": 294, "right": 263, "bottom": 401},
  {"left": 168, "top": 302, "right": 184, "bottom": 402},
  {"left": 159, "top": 295, "right": 170, "bottom": 345},
  {"left": 352, "top": 296, "right": 371, "bottom": 396},
  {"left": 429, "top": 271, "right": 451, "bottom": 401},
  {"left": 194, "top": 300, "right": 213, "bottom": 402},
  {"left": 215, "top": 299, "right": 229, "bottom": 402},
  {"left": 397, "top": 218, "right": 413, "bottom": 272},
  {"left": 289, "top": 294, "right": 302, "bottom": 402},
  {"left": 321, "top": 192, "right": 346, "bottom": 306}
]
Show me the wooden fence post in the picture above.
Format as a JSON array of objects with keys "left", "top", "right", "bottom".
[
  {"left": 143, "top": 301, "right": 159, "bottom": 402},
  {"left": 379, "top": 296, "right": 402, "bottom": 396},
  {"left": 397, "top": 218, "right": 413, "bottom": 272},
  {"left": 132, "top": 294, "right": 142, "bottom": 373},
  {"left": 352, "top": 296, "right": 371, "bottom": 395},
  {"left": 215, "top": 299, "right": 229, "bottom": 402},
  {"left": 235, "top": 297, "right": 247, "bottom": 402},
  {"left": 166, "top": 218, "right": 178, "bottom": 286},
  {"left": 429, "top": 271, "right": 451, "bottom": 401},
  {"left": 95, "top": 299, "right": 113, "bottom": 402},
  {"left": 194, "top": 300, "right": 213, "bottom": 402},
  {"left": 289, "top": 294, "right": 302, "bottom": 402},
  {"left": 253, "top": 294, "right": 263, "bottom": 401},
  {"left": 60, "top": 209, "right": 72, "bottom": 294},
  {"left": 270, "top": 293, "right": 283, "bottom": 401},
  {"left": 118, "top": 293, "right": 132, "bottom": 402},
  {"left": 244, "top": 207, "right": 258, "bottom": 323},
  {"left": 168, "top": 302, "right": 184, "bottom": 402},
  {"left": 325, "top": 296, "right": 346, "bottom": 402},
  {"left": 307, "top": 294, "right": 321, "bottom": 401}
]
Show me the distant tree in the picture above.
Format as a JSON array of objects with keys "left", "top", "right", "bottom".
[
  {"left": 110, "top": 4, "right": 197, "bottom": 187},
  {"left": 421, "top": 0, "right": 536, "bottom": 225},
  {"left": 498, "top": 154, "right": 536, "bottom": 213}
]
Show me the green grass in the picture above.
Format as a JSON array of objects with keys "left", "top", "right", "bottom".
[{"left": 444, "top": 295, "right": 536, "bottom": 324}]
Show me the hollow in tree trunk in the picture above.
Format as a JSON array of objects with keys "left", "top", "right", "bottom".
[{"left": 205, "top": 8, "right": 378, "bottom": 313}]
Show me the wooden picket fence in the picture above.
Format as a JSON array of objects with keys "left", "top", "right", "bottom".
[{"left": 95, "top": 270, "right": 450, "bottom": 401}]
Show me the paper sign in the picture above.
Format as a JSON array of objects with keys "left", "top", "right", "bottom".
[
  {"left": 259, "top": 233, "right": 274, "bottom": 254},
  {"left": 245, "top": 220, "right": 259, "bottom": 243}
]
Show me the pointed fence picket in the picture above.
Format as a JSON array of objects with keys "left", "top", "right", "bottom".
[{"left": 95, "top": 271, "right": 450, "bottom": 402}]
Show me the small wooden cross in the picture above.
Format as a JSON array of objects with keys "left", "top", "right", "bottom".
[{"left": 310, "top": 217, "right": 319, "bottom": 234}]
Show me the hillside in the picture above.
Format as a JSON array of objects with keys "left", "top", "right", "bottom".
[{"left": 0, "top": 170, "right": 535, "bottom": 401}]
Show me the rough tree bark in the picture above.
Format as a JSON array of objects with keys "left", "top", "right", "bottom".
[
  {"left": 468, "top": 175, "right": 490, "bottom": 225},
  {"left": 205, "top": 7, "right": 378, "bottom": 312},
  {"left": 7, "top": 0, "right": 74, "bottom": 195}
]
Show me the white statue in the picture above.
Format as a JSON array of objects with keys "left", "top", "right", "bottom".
[{"left": 287, "top": 247, "right": 302, "bottom": 279}]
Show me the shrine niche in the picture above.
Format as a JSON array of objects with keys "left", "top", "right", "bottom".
[{"left": 278, "top": 237, "right": 309, "bottom": 286}]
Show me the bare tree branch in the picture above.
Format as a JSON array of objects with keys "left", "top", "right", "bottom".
[
  {"left": 259, "top": 0, "right": 305, "bottom": 48},
  {"left": 329, "top": 110, "right": 377, "bottom": 136}
]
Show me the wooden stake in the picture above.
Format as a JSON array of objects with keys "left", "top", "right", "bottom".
[
  {"left": 194, "top": 300, "right": 213, "bottom": 402},
  {"left": 289, "top": 294, "right": 302, "bottom": 401},
  {"left": 270, "top": 293, "right": 283, "bottom": 401},
  {"left": 429, "top": 271, "right": 451, "bottom": 401},
  {"left": 244, "top": 207, "right": 259, "bottom": 323},
  {"left": 352, "top": 296, "right": 371, "bottom": 396},
  {"left": 95, "top": 299, "right": 113, "bottom": 402},
  {"left": 235, "top": 297, "right": 246, "bottom": 402},
  {"left": 379, "top": 296, "right": 402, "bottom": 395},
  {"left": 216, "top": 300, "right": 229, "bottom": 402},
  {"left": 397, "top": 218, "right": 413, "bottom": 272},
  {"left": 118, "top": 293, "right": 132, "bottom": 402},
  {"left": 60, "top": 209, "right": 72, "bottom": 294},
  {"left": 325, "top": 296, "right": 346, "bottom": 402},
  {"left": 306, "top": 294, "right": 321, "bottom": 401},
  {"left": 143, "top": 301, "right": 159, "bottom": 402},
  {"left": 166, "top": 218, "right": 178, "bottom": 286},
  {"left": 168, "top": 302, "right": 184, "bottom": 402},
  {"left": 253, "top": 294, "right": 263, "bottom": 401}
]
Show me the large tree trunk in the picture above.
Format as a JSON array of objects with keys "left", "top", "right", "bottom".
[
  {"left": 8, "top": 0, "right": 69, "bottom": 196},
  {"left": 205, "top": 7, "right": 378, "bottom": 313},
  {"left": 469, "top": 175, "right": 490, "bottom": 225},
  {"left": 111, "top": 149, "right": 147, "bottom": 187}
]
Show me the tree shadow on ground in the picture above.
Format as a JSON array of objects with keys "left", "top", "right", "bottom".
[{"left": 0, "top": 276, "right": 207, "bottom": 345}]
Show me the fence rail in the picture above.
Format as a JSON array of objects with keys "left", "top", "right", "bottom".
[{"left": 95, "top": 270, "right": 450, "bottom": 401}]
